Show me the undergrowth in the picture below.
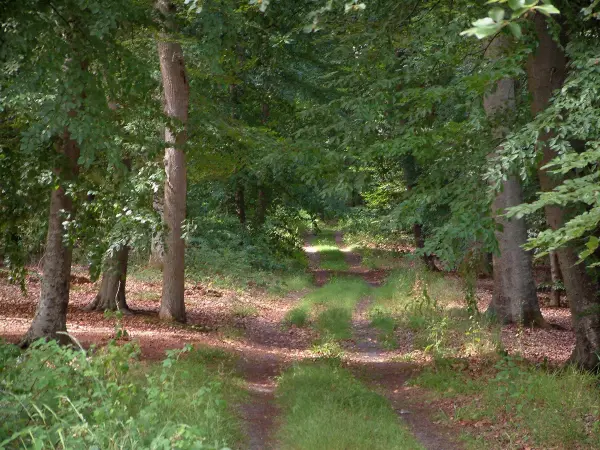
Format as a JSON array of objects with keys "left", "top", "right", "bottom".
[
  {"left": 276, "top": 361, "right": 423, "bottom": 450},
  {"left": 0, "top": 340, "right": 242, "bottom": 449},
  {"left": 413, "top": 356, "right": 600, "bottom": 449}
]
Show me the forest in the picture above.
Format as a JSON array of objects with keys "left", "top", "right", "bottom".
[{"left": 1, "top": 0, "right": 600, "bottom": 448}]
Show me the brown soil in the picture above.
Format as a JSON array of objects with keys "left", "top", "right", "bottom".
[{"left": 236, "top": 349, "right": 284, "bottom": 450}]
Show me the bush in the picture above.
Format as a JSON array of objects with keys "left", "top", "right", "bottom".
[{"left": 0, "top": 340, "right": 240, "bottom": 449}]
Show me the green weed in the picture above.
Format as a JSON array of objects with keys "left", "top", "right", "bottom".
[
  {"left": 310, "top": 341, "right": 345, "bottom": 359},
  {"left": 0, "top": 340, "right": 242, "bottom": 449},
  {"left": 316, "top": 307, "right": 353, "bottom": 340},
  {"left": 133, "top": 291, "right": 161, "bottom": 302},
  {"left": 313, "top": 244, "right": 348, "bottom": 271},
  {"left": 232, "top": 304, "right": 258, "bottom": 318},
  {"left": 369, "top": 310, "right": 398, "bottom": 349},
  {"left": 412, "top": 355, "right": 600, "bottom": 448},
  {"left": 284, "top": 307, "right": 309, "bottom": 327}
]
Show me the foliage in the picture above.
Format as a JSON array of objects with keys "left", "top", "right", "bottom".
[
  {"left": 462, "top": 0, "right": 560, "bottom": 40},
  {"left": 0, "top": 340, "right": 241, "bottom": 449},
  {"left": 495, "top": 37, "right": 600, "bottom": 264}
]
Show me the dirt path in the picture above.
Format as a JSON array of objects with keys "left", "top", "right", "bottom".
[
  {"left": 234, "top": 233, "right": 322, "bottom": 449},
  {"left": 236, "top": 350, "right": 283, "bottom": 450},
  {"left": 336, "top": 231, "right": 462, "bottom": 450}
]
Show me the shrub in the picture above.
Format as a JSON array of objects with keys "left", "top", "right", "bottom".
[{"left": 0, "top": 340, "right": 240, "bottom": 449}]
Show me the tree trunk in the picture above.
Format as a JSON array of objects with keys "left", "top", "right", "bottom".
[
  {"left": 482, "top": 35, "right": 544, "bottom": 326},
  {"left": 487, "top": 176, "right": 544, "bottom": 325},
  {"left": 149, "top": 188, "right": 165, "bottom": 269},
  {"left": 548, "top": 250, "right": 562, "bottom": 307},
  {"left": 157, "top": 0, "right": 188, "bottom": 322},
  {"left": 255, "top": 187, "right": 268, "bottom": 226},
  {"left": 86, "top": 245, "right": 130, "bottom": 312},
  {"left": 413, "top": 223, "right": 437, "bottom": 271},
  {"left": 528, "top": 13, "right": 600, "bottom": 369},
  {"left": 21, "top": 134, "right": 80, "bottom": 346},
  {"left": 235, "top": 184, "right": 246, "bottom": 225}
]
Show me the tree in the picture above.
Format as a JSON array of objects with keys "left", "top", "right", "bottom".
[
  {"left": 526, "top": 13, "right": 600, "bottom": 369},
  {"left": 86, "top": 245, "right": 130, "bottom": 313},
  {"left": 22, "top": 130, "right": 80, "bottom": 345},
  {"left": 156, "top": 0, "right": 189, "bottom": 322},
  {"left": 483, "top": 35, "right": 544, "bottom": 326}
]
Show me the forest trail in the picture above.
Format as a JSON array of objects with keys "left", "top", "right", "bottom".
[
  {"left": 232, "top": 231, "right": 461, "bottom": 450},
  {"left": 335, "top": 232, "right": 462, "bottom": 450},
  {"left": 236, "top": 349, "right": 282, "bottom": 450}
]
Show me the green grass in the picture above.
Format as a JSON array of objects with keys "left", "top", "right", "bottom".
[
  {"left": 129, "top": 266, "right": 162, "bottom": 283},
  {"left": 296, "top": 277, "right": 371, "bottom": 340},
  {"left": 284, "top": 307, "right": 309, "bottom": 327},
  {"left": 312, "top": 229, "right": 349, "bottom": 271},
  {"left": 412, "top": 357, "right": 600, "bottom": 449},
  {"left": 358, "top": 247, "right": 407, "bottom": 270},
  {"left": 316, "top": 307, "right": 353, "bottom": 340},
  {"left": 369, "top": 310, "right": 398, "bottom": 349},
  {"left": 267, "top": 273, "right": 313, "bottom": 295},
  {"left": 132, "top": 291, "right": 161, "bottom": 302},
  {"left": 314, "top": 245, "right": 349, "bottom": 271},
  {"left": 232, "top": 304, "right": 258, "bottom": 318},
  {"left": 276, "top": 361, "right": 423, "bottom": 450}
]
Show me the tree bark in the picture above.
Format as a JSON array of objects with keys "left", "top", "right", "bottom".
[
  {"left": 157, "top": 0, "right": 188, "bottom": 322},
  {"left": 482, "top": 35, "right": 544, "bottom": 326},
  {"left": 548, "top": 250, "right": 562, "bottom": 307},
  {"left": 255, "top": 187, "right": 268, "bottom": 226},
  {"left": 85, "top": 245, "right": 130, "bottom": 312},
  {"left": 528, "top": 13, "right": 600, "bottom": 369},
  {"left": 21, "top": 134, "right": 80, "bottom": 346},
  {"left": 235, "top": 184, "right": 246, "bottom": 225}
]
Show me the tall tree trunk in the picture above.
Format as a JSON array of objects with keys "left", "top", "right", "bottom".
[
  {"left": 413, "top": 223, "right": 437, "bottom": 271},
  {"left": 255, "top": 187, "right": 268, "bottom": 226},
  {"left": 21, "top": 134, "right": 80, "bottom": 346},
  {"left": 85, "top": 245, "right": 130, "bottom": 312},
  {"left": 402, "top": 154, "right": 437, "bottom": 271},
  {"left": 149, "top": 188, "right": 165, "bottom": 269},
  {"left": 548, "top": 251, "right": 562, "bottom": 307},
  {"left": 528, "top": 13, "right": 600, "bottom": 369},
  {"left": 157, "top": 0, "right": 188, "bottom": 322},
  {"left": 483, "top": 35, "right": 544, "bottom": 326},
  {"left": 235, "top": 184, "right": 246, "bottom": 225}
]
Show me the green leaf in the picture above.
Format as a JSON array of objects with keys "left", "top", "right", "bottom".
[
  {"left": 534, "top": 4, "right": 560, "bottom": 15},
  {"left": 489, "top": 7, "right": 505, "bottom": 22},
  {"left": 508, "top": 0, "right": 525, "bottom": 8},
  {"left": 507, "top": 22, "right": 522, "bottom": 38}
]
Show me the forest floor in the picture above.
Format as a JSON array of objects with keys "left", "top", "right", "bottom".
[{"left": 0, "top": 230, "right": 582, "bottom": 449}]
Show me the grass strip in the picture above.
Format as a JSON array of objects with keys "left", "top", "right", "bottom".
[
  {"left": 276, "top": 361, "right": 423, "bottom": 450},
  {"left": 285, "top": 277, "right": 370, "bottom": 340},
  {"left": 312, "top": 229, "right": 349, "bottom": 271}
]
